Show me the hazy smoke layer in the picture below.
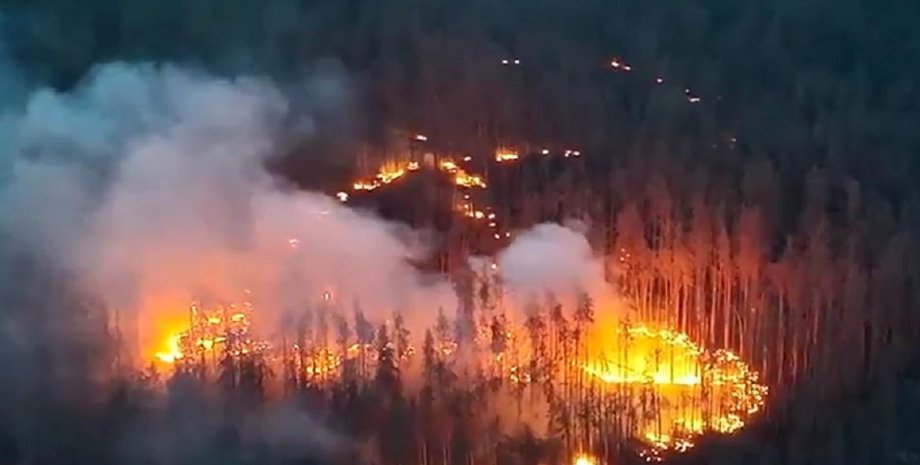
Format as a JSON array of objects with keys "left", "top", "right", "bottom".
[{"left": 0, "top": 62, "right": 455, "bottom": 360}]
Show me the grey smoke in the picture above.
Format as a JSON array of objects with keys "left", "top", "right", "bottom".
[
  {"left": 0, "top": 59, "right": 460, "bottom": 464},
  {"left": 0, "top": 61, "right": 460, "bottom": 364}
]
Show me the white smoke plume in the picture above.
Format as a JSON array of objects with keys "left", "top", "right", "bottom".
[
  {"left": 496, "top": 223, "right": 622, "bottom": 319},
  {"left": 0, "top": 62, "right": 455, "bottom": 361},
  {"left": 0, "top": 56, "right": 625, "bottom": 465}
]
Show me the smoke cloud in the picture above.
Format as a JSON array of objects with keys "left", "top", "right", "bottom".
[
  {"left": 497, "top": 222, "right": 619, "bottom": 315},
  {"left": 0, "top": 61, "right": 455, "bottom": 363},
  {"left": 0, "top": 40, "right": 623, "bottom": 465}
]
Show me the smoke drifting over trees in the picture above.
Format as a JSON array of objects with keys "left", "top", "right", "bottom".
[
  {"left": 0, "top": 50, "right": 619, "bottom": 465},
  {"left": 0, "top": 62, "right": 455, "bottom": 360},
  {"left": 0, "top": 1, "right": 919, "bottom": 465}
]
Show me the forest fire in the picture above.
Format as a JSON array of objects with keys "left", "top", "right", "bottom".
[
  {"left": 582, "top": 325, "right": 767, "bottom": 461},
  {"left": 131, "top": 139, "right": 773, "bottom": 464},
  {"left": 147, "top": 289, "right": 767, "bottom": 464},
  {"left": 3, "top": 1, "right": 912, "bottom": 463}
]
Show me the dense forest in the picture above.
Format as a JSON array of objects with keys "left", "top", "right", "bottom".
[{"left": 0, "top": 0, "right": 919, "bottom": 465}]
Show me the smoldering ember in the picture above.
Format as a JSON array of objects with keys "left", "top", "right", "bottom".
[{"left": 0, "top": 2, "right": 917, "bottom": 465}]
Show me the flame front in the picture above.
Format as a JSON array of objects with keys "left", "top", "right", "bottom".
[{"left": 582, "top": 325, "right": 767, "bottom": 461}]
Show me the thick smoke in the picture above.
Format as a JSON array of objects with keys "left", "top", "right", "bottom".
[
  {"left": 0, "top": 62, "right": 454, "bottom": 363},
  {"left": 0, "top": 40, "right": 625, "bottom": 465}
]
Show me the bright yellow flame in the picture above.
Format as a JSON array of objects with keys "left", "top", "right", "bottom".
[
  {"left": 155, "top": 333, "right": 183, "bottom": 364},
  {"left": 439, "top": 160, "right": 458, "bottom": 172},
  {"left": 377, "top": 168, "right": 405, "bottom": 184},
  {"left": 495, "top": 147, "right": 519, "bottom": 162},
  {"left": 148, "top": 296, "right": 267, "bottom": 367},
  {"left": 455, "top": 172, "right": 486, "bottom": 189},
  {"left": 573, "top": 453, "right": 597, "bottom": 465}
]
